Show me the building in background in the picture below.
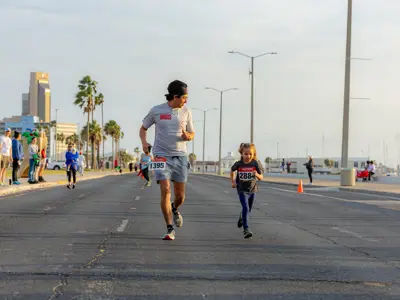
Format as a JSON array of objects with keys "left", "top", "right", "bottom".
[
  {"left": 21, "top": 93, "right": 29, "bottom": 116},
  {"left": 55, "top": 123, "right": 78, "bottom": 160},
  {"left": 23, "top": 72, "right": 51, "bottom": 122}
]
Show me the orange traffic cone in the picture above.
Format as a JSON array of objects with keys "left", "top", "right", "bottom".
[{"left": 297, "top": 180, "right": 304, "bottom": 193}]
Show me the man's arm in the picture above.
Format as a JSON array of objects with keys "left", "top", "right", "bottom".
[
  {"left": 182, "top": 110, "right": 195, "bottom": 141},
  {"left": 139, "top": 126, "right": 151, "bottom": 152},
  {"left": 140, "top": 108, "right": 155, "bottom": 151}
]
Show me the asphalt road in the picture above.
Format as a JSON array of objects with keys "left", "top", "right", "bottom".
[{"left": 0, "top": 173, "right": 400, "bottom": 299}]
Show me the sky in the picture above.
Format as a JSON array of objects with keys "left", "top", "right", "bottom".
[{"left": 1, "top": 0, "right": 400, "bottom": 166}]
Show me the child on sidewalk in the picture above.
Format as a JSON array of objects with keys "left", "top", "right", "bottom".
[{"left": 230, "top": 143, "right": 263, "bottom": 239}]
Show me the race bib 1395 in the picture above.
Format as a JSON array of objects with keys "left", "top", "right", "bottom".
[{"left": 150, "top": 157, "right": 167, "bottom": 171}]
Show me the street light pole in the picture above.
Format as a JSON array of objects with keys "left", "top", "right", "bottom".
[
  {"left": 193, "top": 108, "right": 217, "bottom": 174},
  {"left": 229, "top": 50, "right": 277, "bottom": 143},
  {"left": 53, "top": 108, "right": 59, "bottom": 161},
  {"left": 203, "top": 111, "right": 206, "bottom": 174},
  {"left": 205, "top": 87, "right": 238, "bottom": 175},
  {"left": 250, "top": 57, "right": 254, "bottom": 142},
  {"left": 340, "top": 0, "right": 352, "bottom": 170}
]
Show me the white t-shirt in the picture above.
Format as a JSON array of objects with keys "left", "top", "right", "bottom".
[
  {"left": 78, "top": 155, "right": 85, "bottom": 166},
  {"left": 0, "top": 135, "right": 12, "bottom": 156},
  {"left": 142, "top": 102, "right": 195, "bottom": 157}
]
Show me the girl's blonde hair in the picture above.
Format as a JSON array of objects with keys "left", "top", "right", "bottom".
[{"left": 238, "top": 143, "right": 258, "bottom": 161}]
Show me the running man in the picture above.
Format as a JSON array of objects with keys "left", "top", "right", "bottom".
[{"left": 139, "top": 80, "right": 195, "bottom": 240}]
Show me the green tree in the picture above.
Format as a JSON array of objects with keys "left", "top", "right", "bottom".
[
  {"left": 265, "top": 157, "right": 272, "bottom": 164},
  {"left": 95, "top": 92, "right": 105, "bottom": 162},
  {"left": 36, "top": 123, "right": 49, "bottom": 134},
  {"left": 324, "top": 159, "right": 334, "bottom": 168},
  {"left": 66, "top": 133, "right": 80, "bottom": 148},
  {"left": 134, "top": 147, "right": 140, "bottom": 162},
  {"left": 74, "top": 75, "right": 98, "bottom": 168},
  {"left": 115, "top": 130, "right": 124, "bottom": 159},
  {"left": 104, "top": 120, "right": 121, "bottom": 164},
  {"left": 189, "top": 153, "right": 197, "bottom": 168},
  {"left": 118, "top": 151, "right": 134, "bottom": 167},
  {"left": 56, "top": 133, "right": 65, "bottom": 160},
  {"left": 81, "top": 121, "right": 102, "bottom": 169}
]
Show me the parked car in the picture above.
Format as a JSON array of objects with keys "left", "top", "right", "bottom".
[{"left": 47, "top": 160, "right": 66, "bottom": 170}]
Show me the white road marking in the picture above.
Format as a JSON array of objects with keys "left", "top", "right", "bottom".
[
  {"left": 331, "top": 227, "right": 379, "bottom": 243},
  {"left": 116, "top": 219, "right": 129, "bottom": 232},
  {"left": 266, "top": 186, "right": 356, "bottom": 202},
  {"left": 224, "top": 191, "right": 229, "bottom": 194},
  {"left": 135, "top": 196, "right": 140, "bottom": 201}
]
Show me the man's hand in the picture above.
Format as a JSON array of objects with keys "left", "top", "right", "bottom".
[
  {"left": 181, "top": 129, "right": 193, "bottom": 141},
  {"left": 232, "top": 181, "right": 237, "bottom": 188},
  {"left": 142, "top": 142, "right": 151, "bottom": 153}
]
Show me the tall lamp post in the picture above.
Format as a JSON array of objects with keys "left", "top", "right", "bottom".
[
  {"left": 340, "top": 0, "right": 353, "bottom": 177},
  {"left": 191, "top": 120, "right": 202, "bottom": 172},
  {"left": 228, "top": 50, "right": 277, "bottom": 143},
  {"left": 205, "top": 87, "right": 238, "bottom": 175},
  {"left": 193, "top": 108, "right": 217, "bottom": 174}
]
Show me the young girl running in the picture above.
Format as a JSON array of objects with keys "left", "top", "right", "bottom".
[
  {"left": 230, "top": 143, "right": 263, "bottom": 238},
  {"left": 140, "top": 145, "right": 153, "bottom": 186}
]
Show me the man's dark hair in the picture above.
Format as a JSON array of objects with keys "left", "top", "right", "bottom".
[
  {"left": 14, "top": 131, "right": 20, "bottom": 139},
  {"left": 165, "top": 80, "right": 188, "bottom": 101}
]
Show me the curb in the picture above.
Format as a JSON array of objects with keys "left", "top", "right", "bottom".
[
  {"left": 338, "top": 187, "right": 400, "bottom": 197},
  {"left": 0, "top": 172, "right": 123, "bottom": 197}
]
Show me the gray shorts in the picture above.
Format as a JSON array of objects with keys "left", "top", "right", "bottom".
[{"left": 154, "top": 156, "right": 188, "bottom": 183}]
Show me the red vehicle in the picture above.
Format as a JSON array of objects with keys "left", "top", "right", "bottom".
[{"left": 356, "top": 169, "right": 369, "bottom": 182}]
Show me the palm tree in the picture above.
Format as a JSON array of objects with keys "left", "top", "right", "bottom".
[
  {"left": 134, "top": 147, "right": 140, "bottom": 163},
  {"left": 189, "top": 153, "right": 197, "bottom": 169},
  {"left": 104, "top": 120, "right": 118, "bottom": 164},
  {"left": 56, "top": 133, "right": 65, "bottom": 160},
  {"left": 94, "top": 93, "right": 105, "bottom": 164},
  {"left": 115, "top": 130, "right": 124, "bottom": 159},
  {"left": 74, "top": 75, "right": 98, "bottom": 168},
  {"left": 81, "top": 121, "right": 102, "bottom": 170},
  {"left": 66, "top": 133, "right": 79, "bottom": 148},
  {"left": 35, "top": 123, "right": 48, "bottom": 134}
]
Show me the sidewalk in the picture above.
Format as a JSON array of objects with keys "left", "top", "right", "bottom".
[
  {"left": 0, "top": 170, "right": 122, "bottom": 197},
  {"left": 194, "top": 172, "right": 400, "bottom": 195}
]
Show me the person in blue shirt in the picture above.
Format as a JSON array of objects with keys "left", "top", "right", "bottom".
[
  {"left": 141, "top": 146, "right": 153, "bottom": 186},
  {"left": 65, "top": 144, "right": 79, "bottom": 189},
  {"left": 12, "top": 131, "right": 23, "bottom": 185}
]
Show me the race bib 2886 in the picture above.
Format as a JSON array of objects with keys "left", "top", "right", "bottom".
[{"left": 238, "top": 167, "right": 256, "bottom": 181}]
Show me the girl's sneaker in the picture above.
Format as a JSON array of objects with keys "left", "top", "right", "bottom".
[
  {"left": 72, "top": 184, "right": 76, "bottom": 189},
  {"left": 244, "top": 228, "right": 253, "bottom": 239},
  {"left": 67, "top": 184, "right": 71, "bottom": 189},
  {"left": 237, "top": 213, "right": 243, "bottom": 228},
  {"left": 13, "top": 181, "right": 20, "bottom": 185}
]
